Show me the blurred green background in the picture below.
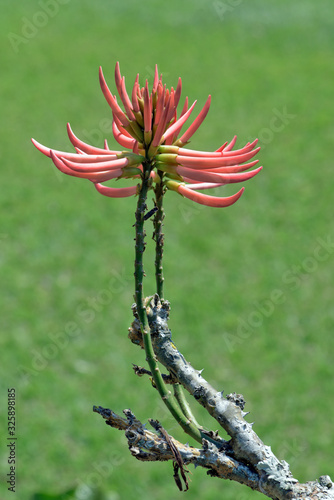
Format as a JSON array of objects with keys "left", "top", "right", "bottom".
[{"left": 1, "top": 1, "right": 333, "bottom": 499}]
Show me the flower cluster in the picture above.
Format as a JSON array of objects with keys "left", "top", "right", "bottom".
[{"left": 32, "top": 63, "right": 262, "bottom": 207}]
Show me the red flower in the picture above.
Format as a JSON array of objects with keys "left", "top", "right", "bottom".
[{"left": 32, "top": 63, "right": 262, "bottom": 206}]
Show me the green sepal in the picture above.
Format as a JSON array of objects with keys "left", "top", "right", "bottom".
[
  {"left": 120, "top": 152, "right": 145, "bottom": 165},
  {"left": 155, "top": 153, "right": 178, "bottom": 165},
  {"left": 154, "top": 162, "right": 177, "bottom": 175},
  {"left": 119, "top": 166, "right": 142, "bottom": 179},
  {"left": 134, "top": 110, "right": 144, "bottom": 128},
  {"left": 157, "top": 145, "right": 179, "bottom": 154},
  {"left": 164, "top": 172, "right": 183, "bottom": 181}
]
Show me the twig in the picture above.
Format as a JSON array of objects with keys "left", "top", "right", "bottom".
[
  {"left": 132, "top": 364, "right": 175, "bottom": 384},
  {"left": 93, "top": 407, "right": 260, "bottom": 492},
  {"left": 150, "top": 419, "right": 190, "bottom": 491}
]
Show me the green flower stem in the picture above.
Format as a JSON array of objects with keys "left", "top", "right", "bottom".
[
  {"left": 153, "top": 175, "right": 165, "bottom": 299},
  {"left": 173, "top": 383, "right": 201, "bottom": 428},
  {"left": 134, "top": 170, "right": 149, "bottom": 325},
  {"left": 134, "top": 165, "right": 202, "bottom": 444},
  {"left": 152, "top": 171, "right": 203, "bottom": 439}
]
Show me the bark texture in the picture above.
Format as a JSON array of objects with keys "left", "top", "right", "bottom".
[{"left": 94, "top": 296, "right": 333, "bottom": 499}]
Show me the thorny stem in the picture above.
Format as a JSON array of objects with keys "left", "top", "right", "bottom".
[
  {"left": 153, "top": 170, "right": 203, "bottom": 435},
  {"left": 153, "top": 173, "right": 165, "bottom": 299},
  {"left": 134, "top": 169, "right": 150, "bottom": 325},
  {"left": 134, "top": 163, "right": 203, "bottom": 444}
]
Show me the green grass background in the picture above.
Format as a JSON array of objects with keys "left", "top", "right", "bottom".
[{"left": 1, "top": 1, "right": 334, "bottom": 499}]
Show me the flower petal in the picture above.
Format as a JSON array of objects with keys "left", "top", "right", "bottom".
[
  {"left": 94, "top": 182, "right": 138, "bottom": 198},
  {"left": 222, "top": 139, "right": 259, "bottom": 157},
  {"left": 203, "top": 159, "right": 260, "bottom": 174},
  {"left": 131, "top": 74, "right": 141, "bottom": 113},
  {"left": 177, "top": 185, "right": 244, "bottom": 207},
  {"left": 152, "top": 64, "right": 159, "bottom": 93},
  {"left": 160, "top": 100, "right": 197, "bottom": 144},
  {"left": 99, "top": 66, "right": 130, "bottom": 127},
  {"left": 61, "top": 156, "right": 130, "bottom": 173},
  {"left": 151, "top": 96, "right": 174, "bottom": 148},
  {"left": 177, "top": 95, "right": 211, "bottom": 145},
  {"left": 173, "top": 77, "right": 182, "bottom": 110},
  {"left": 120, "top": 76, "right": 136, "bottom": 121},
  {"left": 50, "top": 152, "right": 123, "bottom": 182},
  {"left": 153, "top": 82, "right": 165, "bottom": 126},
  {"left": 143, "top": 80, "right": 152, "bottom": 134},
  {"left": 67, "top": 123, "right": 120, "bottom": 155},
  {"left": 215, "top": 141, "right": 228, "bottom": 152},
  {"left": 114, "top": 62, "right": 123, "bottom": 97},
  {"left": 31, "top": 138, "right": 82, "bottom": 160},
  {"left": 176, "top": 147, "right": 260, "bottom": 169},
  {"left": 223, "top": 135, "right": 237, "bottom": 151},
  {"left": 166, "top": 179, "right": 245, "bottom": 207},
  {"left": 158, "top": 145, "right": 222, "bottom": 157},
  {"left": 184, "top": 182, "right": 226, "bottom": 190},
  {"left": 176, "top": 165, "right": 263, "bottom": 184},
  {"left": 112, "top": 120, "right": 137, "bottom": 149}
]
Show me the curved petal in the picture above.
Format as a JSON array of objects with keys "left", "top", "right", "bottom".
[
  {"left": 184, "top": 182, "right": 226, "bottom": 190},
  {"left": 177, "top": 165, "right": 262, "bottom": 184},
  {"left": 131, "top": 74, "right": 141, "bottom": 113},
  {"left": 223, "top": 135, "right": 237, "bottom": 152},
  {"left": 151, "top": 96, "right": 174, "bottom": 147},
  {"left": 222, "top": 139, "right": 259, "bottom": 157},
  {"left": 176, "top": 184, "right": 245, "bottom": 207},
  {"left": 99, "top": 66, "right": 130, "bottom": 127},
  {"left": 120, "top": 76, "right": 136, "bottom": 121},
  {"left": 112, "top": 120, "right": 137, "bottom": 149},
  {"left": 115, "top": 63, "right": 136, "bottom": 121},
  {"left": 32, "top": 138, "right": 97, "bottom": 161},
  {"left": 94, "top": 183, "right": 138, "bottom": 198},
  {"left": 50, "top": 152, "right": 123, "bottom": 182},
  {"left": 174, "top": 139, "right": 258, "bottom": 158},
  {"left": 204, "top": 159, "right": 260, "bottom": 173},
  {"left": 67, "top": 123, "right": 121, "bottom": 155},
  {"left": 165, "top": 91, "right": 175, "bottom": 124},
  {"left": 215, "top": 141, "right": 228, "bottom": 152},
  {"left": 159, "top": 146, "right": 222, "bottom": 157},
  {"left": 161, "top": 100, "right": 197, "bottom": 144},
  {"left": 152, "top": 64, "right": 159, "bottom": 93},
  {"left": 59, "top": 153, "right": 119, "bottom": 164},
  {"left": 176, "top": 147, "right": 261, "bottom": 169},
  {"left": 178, "top": 95, "right": 211, "bottom": 145},
  {"left": 61, "top": 156, "right": 129, "bottom": 173},
  {"left": 153, "top": 82, "right": 165, "bottom": 126},
  {"left": 173, "top": 77, "right": 182, "bottom": 110},
  {"left": 114, "top": 62, "right": 123, "bottom": 97},
  {"left": 31, "top": 138, "right": 81, "bottom": 160},
  {"left": 143, "top": 80, "right": 152, "bottom": 133}
]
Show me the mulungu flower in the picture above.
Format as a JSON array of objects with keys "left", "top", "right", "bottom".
[{"left": 32, "top": 62, "right": 262, "bottom": 207}]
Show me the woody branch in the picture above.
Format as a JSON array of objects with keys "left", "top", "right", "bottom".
[{"left": 123, "top": 295, "right": 334, "bottom": 500}]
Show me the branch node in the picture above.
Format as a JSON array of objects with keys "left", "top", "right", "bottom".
[
  {"left": 318, "top": 475, "right": 333, "bottom": 489},
  {"left": 226, "top": 392, "right": 246, "bottom": 411},
  {"left": 123, "top": 408, "right": 143, "bottom": 429},
  {"left": 131, "top": 302, "right": 139, "bottom": 319},
  {"left": 149, "top": 419, "right": 190, "bottom": 492}
]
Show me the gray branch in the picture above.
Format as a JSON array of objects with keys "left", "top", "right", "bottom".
[
  {"left": 123, "top": 295, "right": 333, "bottom": 499},
  {"left": 93, "top": 405, "right": 333, "bottom": 499},
  {"left": 93, "top": 406, "right": 262, "bottom": 492}
]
